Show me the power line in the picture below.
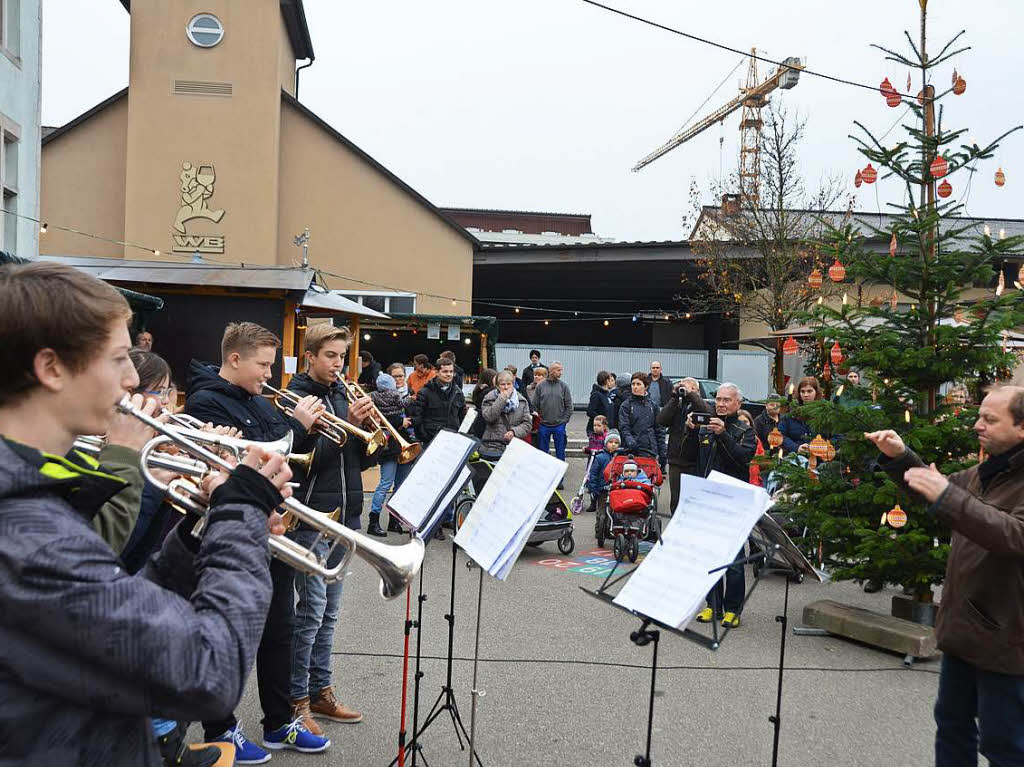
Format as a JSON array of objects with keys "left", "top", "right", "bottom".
[{"left": 579, "top": 0, "right": 942, "bottom": 100}]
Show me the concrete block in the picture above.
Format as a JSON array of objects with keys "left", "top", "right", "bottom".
[{"left": 802, "top": 599, "right": 939, "bottom": 659}]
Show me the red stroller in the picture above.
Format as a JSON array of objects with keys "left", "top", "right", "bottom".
[{"left": 595, "top": 453, "right": 663, "bottom": 562}]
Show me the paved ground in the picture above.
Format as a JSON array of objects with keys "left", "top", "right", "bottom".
[{"left": 217, "top": 414, "right": 951, "bottom": 767}]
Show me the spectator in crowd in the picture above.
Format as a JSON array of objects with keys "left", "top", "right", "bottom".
[
  {"left": 533, "top": 361, "right": 573, "bottom": 483},
  {"left": 779, "top": 376, "right": 823, "bottom": 455},
  {"left": 470, "top": 368, "right": 498, "bottom": 439},
  {"left": 504, "top": 364, "right": 521, "bottom": 391},
  {"left": 618, "top": 372, "right": 664, "bottom": 463},
  {"left": 358, "top": 350, "right": 382, "bottom": 392},
  {"left": 407, "top": 354, "right": 436, "bottom": 396},
  {"left": 754, "top": 394, "right": 783, "bottom": 450},
  {"left": 586, "top": 371, "right": 618, "bottom": 435},
  {"left": 589, "top": 415, "right": 609, "bottom": 454},
  {"left": 657, "top": 377, "right": 713, "bottom": 514},
  {"left": 526, "top": 366, "right": 547, "bottom": 445},
  {"left": 134, "top": 329, "right": 153, "bottom": 350},
  {"left": 683, "top": 382, "right": 757, "bottom": 628},
  {"left": 948, "top": 383, "right": 971, "bottom": 405},
  {"left": 366, "top": 371, "right": 416, "bottom": 537},
  {"left": 737, "top": 409, "right": 765, "bottom": 486},
  {"left": 388, "top": 362, "right": 410, "bottom": 397},
  {"left": 439, "top": 350, "right": 465, "bottom": 390},
  {"left": 834, "top": 369, "right": 869, "bottom": 407},
  {"left": 867, "top": 386, "right": 1024, "bottom": 767},
  {"left": 521, "top": 349, "right": 543, "bottom": 391},
  {"left": 480, "top": 370, "right": 532, "bottom": 454},
  {"left": 648, "top": 361, "right": 672, "bottom": 408},
  {"left": 410, "top": 357, "right": 466, "bottom": 445},
  {"left": 587, "top": 430, "right": 621, "bottom": 508},
  {"left": 611, "top": 373, "right": 632, "bottom": 428}
]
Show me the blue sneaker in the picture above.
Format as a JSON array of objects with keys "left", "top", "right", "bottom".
[
  {"left": 262, "top": 718, "right": 331, "bottom": 754},
  {"left": 213, "top": 724, "right": 271, "bottom": 765}
]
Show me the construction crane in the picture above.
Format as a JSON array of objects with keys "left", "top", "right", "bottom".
[{"left": 632, "top": 49, "right": 804, "bottom": 204}]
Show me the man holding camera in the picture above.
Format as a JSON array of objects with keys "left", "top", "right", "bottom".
[
  {"left": 656, "top": 377, "right": 713, "bottom": 515},
  {"left": 682, "top": 383, "right": 757, "bottom": 628}
]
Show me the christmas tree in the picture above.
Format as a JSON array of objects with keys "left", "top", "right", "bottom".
[{"left": 773, "top": 1, "right": 1024, "bottom": 600}]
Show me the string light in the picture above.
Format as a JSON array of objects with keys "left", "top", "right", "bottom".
[
  {"left": 39, "top": 223, "right": 47, "bottom": 234},
  {"left": 515, "top": 307, "right": 520, "bottom": 313},
  {"left": 603, "top": 319, "right": 610, "bottom": 327},
  {"left": 463, "top": 337, "right": 472, "bottom": 345},
  {"left": 363, "top": 333, "right": 371, "bottom": 341}
]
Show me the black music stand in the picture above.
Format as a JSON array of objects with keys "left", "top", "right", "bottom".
[{"left": 582, "top": 511, "right": 817, "bottom": 767}]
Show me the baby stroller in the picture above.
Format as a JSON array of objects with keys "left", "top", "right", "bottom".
[
  {"left": 570, "top": 447, "right": 599, "bottom": 516},
  {"left": 595, "top": 452, "right": 663, "bottom": 562},
  {"left": 454, "top": 441, "right": 575, "bottom": 555}
]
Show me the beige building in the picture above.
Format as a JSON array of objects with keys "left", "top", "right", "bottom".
[{"left": 40, "top": 0, "right": 476, "bottom": 316}]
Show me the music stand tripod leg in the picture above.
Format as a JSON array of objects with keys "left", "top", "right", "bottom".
[
  {"left": 630, "top": 619, "right": 660, "bottom": 767},
  {"left": 769, "top": 572, "right": 791, "bottom": 767},
  {"left": 467, "top": 563, "right": 485, "bottom": 767}
]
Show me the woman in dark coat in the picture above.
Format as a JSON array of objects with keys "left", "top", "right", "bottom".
[
  {"left": 617, "top": 372, "right": 664, "bottom": 462},
  {"left": 470, "top": 368, "right": 498, "bottom": 439},
  {"left": 779, "top": 376, "right": 823, "bottom": 455},
  {"left": 586, "top": 370, "right": 618, "bottom": 434}
]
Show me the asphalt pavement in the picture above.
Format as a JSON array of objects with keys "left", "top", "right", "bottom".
[{"left": 220, "top": 413, "right": 948, "bottom": 767}]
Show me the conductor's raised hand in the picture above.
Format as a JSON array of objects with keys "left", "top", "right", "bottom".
[
  {"left": 864, "top": 430, "right": 907, "bottom": 458},
  {"left": 904, "top": 462, "right": 949, "bottom": 503}
]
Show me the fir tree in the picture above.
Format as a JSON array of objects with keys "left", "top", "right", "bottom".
[{"left": 773, "top": 3, "right": 1024, "bottom": 599}]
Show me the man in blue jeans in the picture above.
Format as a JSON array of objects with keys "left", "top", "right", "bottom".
[
  {"left": 286, "top": 324, "right": 375, "bottom": 742},
  {"left": 533, "top": 361, "right": 573, "bottom": 485},
  {"left": 868, "top": 384, "right": 1024, "bottom": 767}
]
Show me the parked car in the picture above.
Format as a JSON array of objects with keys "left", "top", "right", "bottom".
[{"left": 663, "top": 376, "right": 767, "bottom": 419}]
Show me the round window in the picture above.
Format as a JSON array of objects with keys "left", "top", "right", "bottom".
[{"left": 186, "top": 14, "right": 224, "bottom": 48}]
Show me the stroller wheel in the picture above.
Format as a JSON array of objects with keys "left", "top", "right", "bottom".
[
  {"left": 454, "top": 498, "right": 474, "bottom": 532},
  {"left": 627, "top": 536, "right": 639, "bottom": 563},
  {"left": 570, "top": 495, "right": 584, "bottom": 515},
  {"left": 558, "top": 533, "right": 575, "bottom": 555},
  {"left": 613, "top": 534, "right": 626, "bottom": 561}
]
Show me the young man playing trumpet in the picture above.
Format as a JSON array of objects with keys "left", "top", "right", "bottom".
[
  {"left": 186, "top": 322, "right": 330, "bottom": 762},
  {"left": 285, "top": 323, "right": 375, "bottom": 734},
  {"left": 0, "top": 262, "right": 292, "bottom": 766}
]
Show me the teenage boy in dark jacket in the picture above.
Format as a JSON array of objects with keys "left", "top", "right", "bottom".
[
  {"left": 186, "top": 322, "right": 331, "bottom": 761},
  {"left": 657, "top": 377, "right": 713, "bottom": 515},
  {"left": 867, "top": 385, "right": 1024, "bottom": 766},
  {"left": 0, "top": 262, "right": 290, "bottom": 767},
  {"left": 410, "top": 358, "right": 466, "bottom": 444},
  {"left": 520, "top": 349, "right": 543, "bottom": 392},
  {"left": 683, "top": 382, "right": 757, "bottom": 630},
  {"left": 284, "top": 323, "right": 375, "bottom": 736}
]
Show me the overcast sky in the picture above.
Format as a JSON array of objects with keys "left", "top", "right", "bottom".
[{"left": 42, "top": 0, "right": 1024, "bottom": 242}]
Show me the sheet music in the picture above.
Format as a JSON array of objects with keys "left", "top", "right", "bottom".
[
  {"left": 613, "top": 474, "right": 769, "bottom": 628},
  {"left": 454, "top": 439, "right": 566, "bottom": 580},
  {"left": 386, "top": 430, "right": 476, "bottom": 531},
  {"left": 421, "top": 467, "right": 472, "bottom": 537}
]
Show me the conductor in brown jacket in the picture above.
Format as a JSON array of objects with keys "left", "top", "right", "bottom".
[{"left": 866, "top": 384, "right": 1024, "bottom": 767}]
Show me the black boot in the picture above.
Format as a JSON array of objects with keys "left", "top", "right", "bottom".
[
  {"left": 366, "top": 515, "right": 387, "bottom": 537},
  {"left": 586, "top": 495, "right": 597, "bottom": 513},
  {"left": 387, "top": 515, "right": 404, "bottom": 533}
]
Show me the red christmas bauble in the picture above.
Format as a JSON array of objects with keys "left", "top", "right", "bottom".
[
  {"left": 879, "top": 77, "right": 896, "bottom": 97},
  {"left": 828, "top": 259, "right": 846, "bottom": 282},
  {"left": 995, "top": 168, "right": 1006, "bottom": 187},
  {"left": 808, "top": 268, "right": 823, "bottom": 289},
  {"left": 854, "top": 170, "right": 863, "bottom": 188},
  {"left": 938, "top": 179, "right": 953, "bottom": 198},
  {"left": 930, "top": 155, "right": 948, "bottom": 178},
  {"left": 887, "top": 505, "right": 907, "bottom": 528},
  {"left": 830, "top": 341, "right": 843, "bottom": 366},
  {"left": 782, "top": 336, "right": 798, "bottom": 356},
  {"left": 862, "top": 164, "right": 878, "bottom": 184},
  {"left": 886, "top": 93, "right": 902, "bottom": 108},
  {"left": 953, "top": 77, "right": 966, "bottom": 95}
]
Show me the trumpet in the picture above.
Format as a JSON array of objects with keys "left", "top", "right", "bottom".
[
  {"left": 338, "top": 377, "right": 422, "bottom": 464},
  {"left": 119, "top": 396, "right": 424, "bottom": 598},
  {"left": 263, "top": 383, "right": 387, "bottom": 455}
]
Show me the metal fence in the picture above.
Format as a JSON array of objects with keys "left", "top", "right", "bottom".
[{"left": 495, "top": 343, "right": 708, "bottom": 407}]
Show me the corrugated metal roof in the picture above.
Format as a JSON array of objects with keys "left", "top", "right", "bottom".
[{"left": 33, "top": 255, "right": 316, "bottom": 290}]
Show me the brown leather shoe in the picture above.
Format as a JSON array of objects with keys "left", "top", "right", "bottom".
[
  {"left": 311, "top": 686, "right": 364, "bottom": 723},
  {"left": 291, "top": 696, "right": 324, "bottom": 736}
]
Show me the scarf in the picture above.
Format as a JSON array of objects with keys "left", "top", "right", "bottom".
[{"left": 502, "top": 389, "right": 520, "bottom": 413}]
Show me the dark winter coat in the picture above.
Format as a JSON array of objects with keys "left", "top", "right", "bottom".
[
  {"left": 778, "top": 415, "right": 813, "bottom": 455},
  {"left": 611, "top": 379, "right": 631, "bottom": 428},
  {"left": 371, "top": 387, "right": 416, "bottom": 463},
  {"left": 753, "top": 411, "right": 781, "bottom": 452},
  {"left": 184, "top": 360, "right": 315, "bottom": 449},
  {"left": 681, "top": 412, "right": 758, "bottom": 482},
  {"left": 410, "top": 377, "right": 466, "bottom": 444},
  {"left": 617, "top": 393, "right": 662, "bottom": 459},
  {"left": 656, "top": 389, "right": 713, "bottom": 470},
  {"left": 287, "top": 372, "right": 373, "bottom": 529},
  {"left": 587, "top": 448, "right": 617, "bottom": 494},
  {"left": 470, "top": 383, "right": 495, "bottom": 439},
  {"left": 648, "top": 375, "right": 673, "bottom": 410},
  {"left": 358, "top": 359, "right": 383, "bottom": 392},
  {"left": 881, "top": 442, "right": 1024, "bottom": 674},
  {"left": 480, "top": 389, "right": 532, "bottom": 448},
  {"left": 520, "top": 362, "right": 543, "bottom": 392},
  {"left": 586, "top": 384, "right": 617, "bottom": 434},
  {"left": 0, "top": 437, "right": 272, "bottom": 766}
]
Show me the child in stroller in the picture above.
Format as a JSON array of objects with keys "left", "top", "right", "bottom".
[{"left": 595, "top": 451, "right": 663, "bottom": 562}]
